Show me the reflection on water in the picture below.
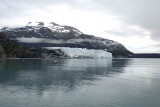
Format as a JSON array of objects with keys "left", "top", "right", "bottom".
[
  {"left": 0, "top": 58, "right": 160, "bottom": 107},
  {"left": 0, "top": 59, "right": 115, "bottom": 90}
]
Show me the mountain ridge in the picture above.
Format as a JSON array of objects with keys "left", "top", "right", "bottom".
[{"left": 0, "top": 21, "right": 133, "bottom": 57}]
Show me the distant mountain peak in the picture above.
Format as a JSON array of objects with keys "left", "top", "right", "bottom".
[
  {"left": 49, "top": 22, "right": 60, "bottom": 26},
  {"left": 26, "top": 21, "right": 44, "bottom": 27}
]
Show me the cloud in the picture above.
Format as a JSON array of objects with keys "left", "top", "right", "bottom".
[
  {"left": 91, "top": 0, "right": 160, "bottom": 40},
  {"left": 105, "top": 25, "right": 151, "bottom": 37}
]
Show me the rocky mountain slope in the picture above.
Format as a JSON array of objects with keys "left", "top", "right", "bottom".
[
  {"left": 1, "top": 21, "right": 133, "bottom": 57},
  {"left": 0, "top": 32, "right": 30, "bottom": 58},
  {"left": 0, "top": 32, "right": 70, "bottom": 58}
]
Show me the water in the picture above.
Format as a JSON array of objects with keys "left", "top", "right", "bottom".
[{"left": 0, "top": 58, "right": 160, "bottom": 107}]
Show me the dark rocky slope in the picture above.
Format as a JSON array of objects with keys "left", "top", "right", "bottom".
[
  {"left": 0, "top": 32, "right": 30, "bottom": 58},
  {"left": 0, "top": 32, "right": 68, "bottom": 58}
]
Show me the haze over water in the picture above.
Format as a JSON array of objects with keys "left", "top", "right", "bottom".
[{"left": 0, "top": 58, "right": 160, "bottom": 107}]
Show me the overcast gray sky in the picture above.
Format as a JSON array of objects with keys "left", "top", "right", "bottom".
[{"left": 1, "top": 0, "right": 160, "bottom": 53}]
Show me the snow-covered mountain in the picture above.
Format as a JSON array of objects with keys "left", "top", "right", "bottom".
[{"left": 0, "top": 21, "right": 133, "bottom": 57}]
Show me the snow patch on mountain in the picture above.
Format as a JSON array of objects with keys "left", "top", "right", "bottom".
[
  {"left": 44, "top": 47, "right": 112, "bottom": 58},
  {"left": 48, "top": 23, "right": 83, "bottom": 34}
]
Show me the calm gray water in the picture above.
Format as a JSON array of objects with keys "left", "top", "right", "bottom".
[{"left": 0, "top": 58, "right": 160, "bottom": 107}]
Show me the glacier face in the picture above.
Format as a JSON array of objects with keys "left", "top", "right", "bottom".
[{"left": 44, "top": 47, "right": 112, "bottom": 59}]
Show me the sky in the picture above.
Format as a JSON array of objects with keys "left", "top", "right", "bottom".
[{"left": 0, "top": 0, "right": 160, "bottom": 53}]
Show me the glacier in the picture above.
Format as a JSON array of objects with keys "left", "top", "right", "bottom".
[{"left": 44, "top": 47, "right": 112, "bottom": 59}]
